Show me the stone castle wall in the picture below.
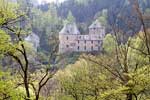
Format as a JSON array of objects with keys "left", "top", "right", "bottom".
[
  {"left": 59, "top": 34, "right": 105, "bottom": 53},
  {"left": 59, "top": 20, "right": 105, "bottom": 53}
]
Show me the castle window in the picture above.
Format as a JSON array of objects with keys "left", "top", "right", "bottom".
[
  {"left": 91, "top": 40, "right": 93, "bottom": 44},
  {"left": 84, "top": 40, "right": 86, "bottom": 44},
  {"left": 67, "top": 30, "right": 69, "bottom": 33},
  {"left": 66, "top": 45, "right": 69, "bottom": 48},
  {"left": 66, "top": 36, "right": 69, "bottom": 40},
  {"left": 78, "top": 40, "right": 80, "bottom": 44},
  {"left": 71, "top": 43, "right": 76, "bottom": 46},
  {"left": 98, "top": 46, "right": 100, "bottom": 51},
  {"left": 78, "top": 46, "right": 80, "bottom": 50},
  {"left": 84, "top": 46, "right": 86, "bottom": 50},
  {"left": 91, "top": 46, "right": 93, "bottom": 50}
]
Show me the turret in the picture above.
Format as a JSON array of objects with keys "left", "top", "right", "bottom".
[
  {"left": 25, "top": 33, "right": 40, "bottom": 51},
  {"left": 143, "top": 14, "right": 150, "bottom": 32},
  {"left": 59, "top": 22, "right": 80, "bottom": 53},
  {"left": 89, "top": 20, "right": 105, "bottom": 35},
  {"left": 59, "top": 23, "right": 80, "bottom": 35}
]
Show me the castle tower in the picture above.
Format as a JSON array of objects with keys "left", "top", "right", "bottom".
[
  {"left": 143, "top": 14, "right": 150, "bottom": 32},
  {"left": 87, "top": 20, "right": 106, "bottom": 51},
  {"left": 25, "top": 33, "right": 40, "bottom": 51},
  {"left": 59, "top": 23, "right": 80, "bottom": 53},
  {"left": 58, "top": 20, "right": 106, "bottom": 53},
  {"left": 89, "top": 20, "right": 105, "bottom": 38}
]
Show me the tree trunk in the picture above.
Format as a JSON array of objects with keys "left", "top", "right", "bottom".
[
  {"left": 24, "top": 71, "right": 30, "bottom": 100},
  {"left": 126, "top": 93, "right": 132, "bottom": 100},
  {"left": 35, "top": 94, "right": 39, "bottom": 100},
  {"left": 35, "top": 89, "right": 40, "bottom": 100}
]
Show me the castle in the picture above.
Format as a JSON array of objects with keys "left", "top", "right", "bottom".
[
  {"left": 25, "top": 33, "right": 40, "bottom": 51},
  {"left": 59, "top": 20, "right": 106, "bottom": 53}
]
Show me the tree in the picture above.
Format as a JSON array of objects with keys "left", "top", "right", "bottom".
[
  {"left": 82, "top": 0, "right": 150, "bottom": 99},
  {"left": 102, "top": 34, "right": 117, "bottom": 55},
  {"left": 56, "top": 59, "right": 105, "bottom": 100},
  {"left": 54, "top": 1, "right": 150, "bottom": 100},
  {"left": 0, "top": 68, "right": 25, "bottom": 100},
  {"left": 0, "top": 1, "right": 58, "bottom": 100},
  {"left": 94, "top": 9, "right": 108, "bottom": 26},
  {"left": 31, "top": 5, "right": 62, "bottom": 52},
  {"left": 64, "top": 11, "right": 76, "bottom": 25}
]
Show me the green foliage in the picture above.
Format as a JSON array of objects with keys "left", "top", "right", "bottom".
[
  {"left": 128, "top": 36, "right": 149, "bottom": 69},
  {"left": 75, "top": 0, "right": 93, "bottom": 5},
  {"left": 0, "top": 30, "right": 12, "bottom": 53},
  {"left": 31, "top": 5, "right": 62, "bottom": 52},
  {"left": 0, "top": 0, "right": 19, "bottom": 25},
  {"left": 95, "top": 9, "right": 108, "bottom": 26},
  {"left": 0, "top": 69, "right": 24, "bottom": 100},
  {"left": 54, "top": 32, "right": 150, "bottom": 100},
  {"left": 145, "top": 8, "right": 150, "bottom": 13},
  {"left": 55, "top": 58, "right": 115, "bottom": 100},
  {"left": 32, "top": 5, "right": 61, "bottom": 34},
  {"left": 64, "top": 11, "right": 76, "bottom": 24},
  {"left": 102, "top": 34, "right": 117, "bottom": 55}
]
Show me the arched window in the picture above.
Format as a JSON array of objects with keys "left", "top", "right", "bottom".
[
  {"left": 66, "top": 45, "right": 69, "bottom": 48},
  {"left": 78, "top": 46, "right": 80, "bottom": 50},
  {"left": 84, "top": 46, "right": 86, "bottom": 50},
  {"left": 78, "top": 40, "right": 80, "bottom": 44},
  {"left": 66, "top": 36, "right": 69, "bottom": 40},
  {"left": 91, "top": 46, "right": 93, "bottom": 50}
]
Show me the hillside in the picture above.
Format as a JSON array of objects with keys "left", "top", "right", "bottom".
[{"left": 0, "top": 0, "right": 150, "bottom": 100}]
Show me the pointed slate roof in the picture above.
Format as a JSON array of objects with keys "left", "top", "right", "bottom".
[
  {"left": 59, "top": 23, "right": 80, "bottom": 35},
  {"left": 25, "top": 33, "right": 40, "bottom": 48},
  {"left": 89, "top": 20, "right": 102, "bottom": 29},
  {"left": 25, "top": 33, "right": 39, "bottom": 42}
]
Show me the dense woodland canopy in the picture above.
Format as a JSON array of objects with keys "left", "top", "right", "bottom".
[{"left": 0, "top": 0, "right": 150, "bottom": 100}]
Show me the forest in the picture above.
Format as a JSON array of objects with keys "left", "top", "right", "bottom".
[{"left": 0, "top": 0, "right": 150, "bottom": 100}]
